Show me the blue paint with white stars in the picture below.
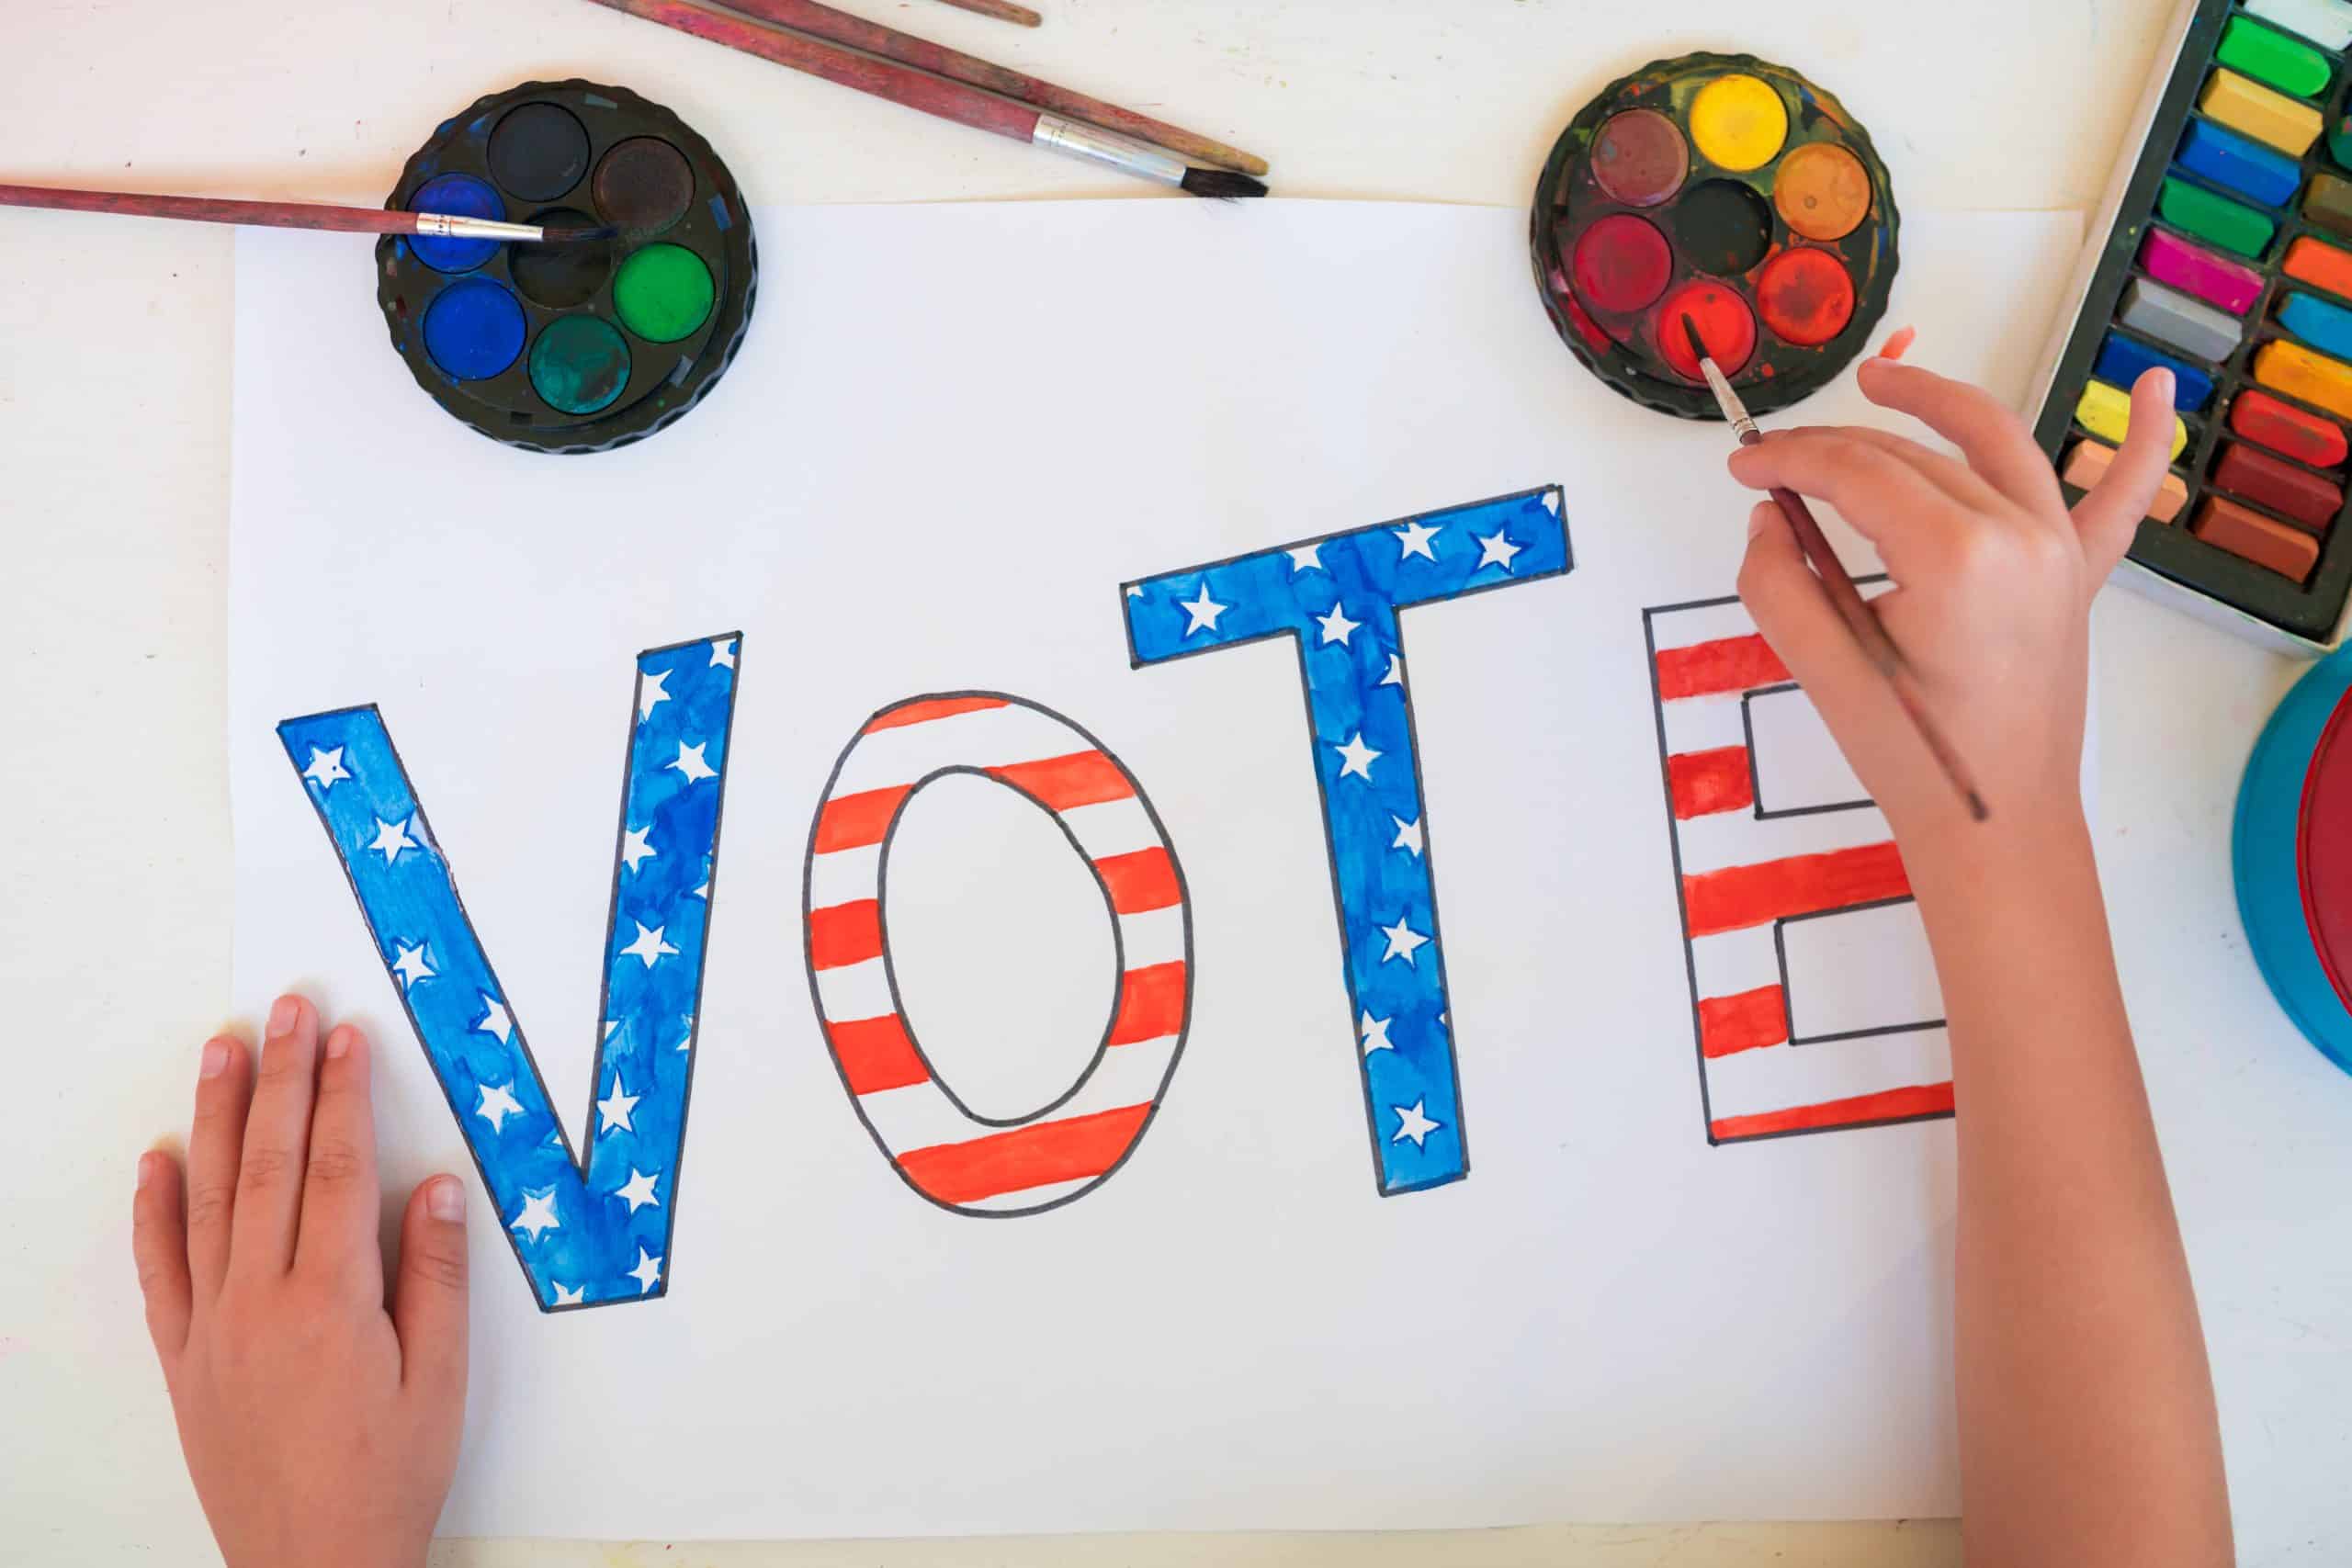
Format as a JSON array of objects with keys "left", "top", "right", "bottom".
[
  {"left": 277, "top": 634, "right": 741, "bottom": 1310},
  {"left": 1122, "top": 488, "right": 1570, "bottom": 1194}
]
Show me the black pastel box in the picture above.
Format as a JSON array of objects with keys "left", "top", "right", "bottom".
[{"left": 2030, "top": 0, "right": 2352, "bottom": 653}]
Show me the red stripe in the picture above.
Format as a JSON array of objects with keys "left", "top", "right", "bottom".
[
  {"left": 988, "top": 750, "right": 1136, "bottom": 810},
  {"left": 1657, "top": 634, "right": 1789, "bottom": 700},
  {"left": 1683, "top": 841, "right": 1910, "bottom": 938},
  {"left": 808, "top": 899, "right": 884, "bottom": 970},
  {"left": 864, "top": 695, "right": 1010, "bottom": 733},
  {"left": 1710, "top": 1081, "right": 1954, "bottom": 1141},
  {"left": 815, "top": 784, "right": 910, "bottom": 853},
  {"left": 1096, "top": 847, "right": 1182, "bottom": 913},
  {"left": 899, "top": 1102, "right": 1153, "bottom": 1203},
  {"left": 1108, "top": 960, "right": 1187, "bottom": 1044},
  {"left": 1697, "top": 985, "right": 1788, "bottom": 1057},
  {"left": 1668, "top": 746, "right": 1755, "bottom": 818},
  {"left": 828, "top": 1013, "right": 929, "bottom": 1094}
]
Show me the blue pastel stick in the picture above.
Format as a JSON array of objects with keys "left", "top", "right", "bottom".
[
  {"left": 2279, "top": 289, "right": 2352, "bottom": 361},
  {"left": 2177, "top": 118, "right": 2305, "bottom": 209},
  {"left": 2096, "top": 333, "right": 2214, "bottom": 409}
]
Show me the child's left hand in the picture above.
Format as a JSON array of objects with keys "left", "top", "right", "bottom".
[{"left": 130, "top": 995, "right": 469, "bottom": 1568}]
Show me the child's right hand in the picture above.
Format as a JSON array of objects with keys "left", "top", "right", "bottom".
[{"left": 1724, "top": 358, "right": 2176, "bottom": 859}]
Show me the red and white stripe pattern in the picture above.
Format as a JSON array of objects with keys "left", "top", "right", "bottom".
[
  {"left": 1647, "top": 598, "right": 1954, "bottom": 1144},
  {"left": 804, "top": 694, "right": 1190, "bottom": 1213}
]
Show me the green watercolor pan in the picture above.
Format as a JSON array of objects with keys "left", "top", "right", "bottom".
[
  {"left": 377, "top": 79, "right": 758, "bottom": 455},
  {"left": 1531, "top": 52, "right": 1900, "bottom": 420}
]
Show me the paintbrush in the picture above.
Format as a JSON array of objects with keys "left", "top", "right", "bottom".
[
  {"left": 924, "top": 0, "right": 1042, "bottom": 24},
  {"left": 1680, "top": 314, "right": 1990, "bottom": 823},
  {"left": 0, "top": 183, "right": 616, "bottom": 243},
  {"left": 718, "top": 0, "right": 1264, "bottom": 175},
  {"left": 583, "top": 0, "right": 1267, "bottom": 198}
]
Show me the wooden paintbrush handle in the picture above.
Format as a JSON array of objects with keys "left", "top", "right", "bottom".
[
  {"left": 721, "top": 0, "right": 1266, "bottom": 175},
  {"left": 924, "top": 0, "right": 1043, "bottom": 25},
  {"left": 587, "top": 0, "right": 1043, "bottom": 145},
  {"left": 0, "top": 183, "right": 406, "bottom": 233}
]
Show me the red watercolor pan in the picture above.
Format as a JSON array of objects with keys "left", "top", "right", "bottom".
[{"left": 1531, "top": 51, "right": 1901, "bottom": 420}]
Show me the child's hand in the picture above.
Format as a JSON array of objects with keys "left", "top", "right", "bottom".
[
  {"left": 1726, "top": 358, "right": 2176, "bottom": 852},
  {"left": 131, "top": 996, "right": 469, "bottom": 1568}
]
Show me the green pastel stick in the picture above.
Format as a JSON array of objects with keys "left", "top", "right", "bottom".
[
  {"left": 2219, "top": 16, "right": 2335, "bottom": 99},
  {"left": 2162, "top": 176, "right": 2276, "bottom": 257}
]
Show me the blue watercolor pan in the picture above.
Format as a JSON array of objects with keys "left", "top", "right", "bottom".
[{"left": 377, "top": 79, "right": 758, "bottom": 456}]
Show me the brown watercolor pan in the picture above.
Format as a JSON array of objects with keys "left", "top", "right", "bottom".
[{"left": 1531, "top": 52, "right": 1900, "bottom": 420}]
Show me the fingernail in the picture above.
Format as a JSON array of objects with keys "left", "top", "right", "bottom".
[
  {"left": 267, "top": 995, "right": 299, "bottom": 1036},
  {"left": 427, "top": 1178, "right": 466, "bottom": 1224},
  {"left": 1749, "top": 504, "right": 1772, "bottom": 540},
  {"left": 325, "top": 1026, "right": 352, "bottom": 1061},
  {"left": 198, "top": 1039, "right": 230, "bottom": 1079},
  {"left": 2153, "top": 368, "right": 2176, "bottom": 402},
  {"left": 136, "top": 1151, "right": 155, "bottom": 1190}
]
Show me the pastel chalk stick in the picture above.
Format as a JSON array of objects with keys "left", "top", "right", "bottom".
[
  {"left": 2177, "top": 117, "right": 2305, "bottom": 208},
  {"left": 2194, "top": 495, "right": 2324, "bottom": 581},
  {"left": 2256, "top": 338, "right": 2352, "bottom": 421},
  {"left": 2162, "top": 175, "right": 2277, "bottom": 258},
  {"left": 2213, "top": 441, "right": 2344, "bottom": 529},
  {"left": 2142, "top": 229, "right": 2267, "bottom": 314},
  {"left": 2232, "top": 389, "right": 2350, "bottom": 468},
  {"left": 2284, "top": 234, "right": 2352, "bottom": 301},
  {"left": 2096, "top": 333, "right": 2215, "bottom": 409},
  {"left": 2076, "top": 378, "right": 2190, "bottom": 458},
  {"left": 2118, "top": 276, "right": 2245, "bottom": 363},
  {"left": 2217, "top": 16, "right": 2335, "bottom": 100},
  {"left": 2060, "top": 439, "right": 2189, "bottom": 522},
  {"left": 2246, "top": 0, "right": 2352, "bottom": 52},
  {"left": 2199, "top": 68, "right": 2325, "bottom": 156},
  {"left": 2306, "top": 172, "right": 2352, "bottom": 240},
  {"left": 2282, "top": 290, "right": 2352, "bottom": 360}
]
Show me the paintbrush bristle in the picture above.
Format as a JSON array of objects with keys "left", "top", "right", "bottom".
[
  {"left": 540, "top": 222, "right": 620, "bottom": 243},
  {"left": 1679, "top": 312, "right": 1711, "bottom": 367},
  {"left": 1179, "top": 167, "right": 1268, "bottom": 200}
]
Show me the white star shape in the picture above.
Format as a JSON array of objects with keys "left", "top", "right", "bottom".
[
  {"left": 1380, "top": 653, "right": 1405, "bottom": 688},
  {"left": 1476, "top": 529, "right": 1524, "bottom": 571},
  {"left": 510, "top": 1190, "right": 560, "bottom": 1241},
  {"left": 473, "top": 992, "right": 512, "bottom": 1043},
  {"left": 628, "top": 1247, "right": 663, "bottom": 1294},
  {"left": 676, "top": 1013, "right": 695, "bottom": 1053},
  {"left": 596, "top": 1073, "right": 640, "bottom": 1134},
  {"left": 603, "top": 1018, "right": 620, "bottom": 1040},
  {"left": 1391, "top": 816, "right": 1424, "bottom": 857},
  {"left": 301, "top": 747, "right": 350, "bottom": 790},
  {"left": 708, "top": 637, "right": 736, "bottom": 669},
  {"left": 1286, "top": 542, "right": 1324, "bottom": 573},
  {"left": 691, "top": 880, "right": 709, "bottom": 900},
  {"left": 1334, "top": 731, "right": 1382, "bottom": 781},
  {"left": 1395, "top": 520, "right": 1442, "bottom": 561},
  {"left": 1125, "top": 583, "right": 1144, "bottom": 599},
  {"left": 620, "top": 921, "right": 678, "bottom": 969},
  {"left": 551, "top": 1282, "right": 585, "bottom": 1306},
  {"left": 1392, "top": 1100, "right": 1442, "bottom": 1147},
  {"left": 474, "top": 1080, "right": 524, "bottom": 1135},
  {"left": 1179, "top": 584, "right": 1227, "bottom": 636},
  {"left": 638, "top": 668, "right": 671, "bottom": 721},
  {"left": 620, "top": 825, "right": 657, "bottom": 872},
  {"left": 1316, "top": 604, "right": 1360, "bottom": 646},
  {"left": 1360, "top": 1011, "right": 1395, "bottom": 1055},
  {"left": 390, "top": 941, "right": 435, "bottom": 990},
  {"left": 615, "top": 1167, "right": 662, "bottom": 1213},
  {"left": 1379, "top": 917, "right": 1430, "bottom": 966},
  {"left": 370, "top": 815, "right": 417, "bottom": 865},
  {"left": 668, "top": 741, "right": 718, "bottom": 784}
]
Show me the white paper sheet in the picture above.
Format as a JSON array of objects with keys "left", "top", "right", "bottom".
[{"left": 227, "top": 202, "right": 2078, "bottom": 1539}]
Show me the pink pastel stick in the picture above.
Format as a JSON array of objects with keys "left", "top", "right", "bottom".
[{"left": 2141, "top": 228, "right": 2266, "bottom": 316}]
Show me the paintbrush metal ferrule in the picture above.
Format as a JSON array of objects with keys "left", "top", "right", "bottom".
[
  {"left": 1031, "top": 114, "right": 1187, "bottom": 188},
  {"left": 413, "top": 213, "right": 555, "bottom": 242},
  {"left": 1695, "top": 356, "right": 1759, "bottom": 441}
]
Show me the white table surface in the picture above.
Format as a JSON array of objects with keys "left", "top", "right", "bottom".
[{"left": 6, "top": 1, "right": 2344, "bottom": 1563}]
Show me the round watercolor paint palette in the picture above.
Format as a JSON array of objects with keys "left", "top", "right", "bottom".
[
  {"left": 1532, "top": 52, "right": 1900, "bottom": 420},
  {"left": 377, "top": 80, "right": 757, "bottom": 455},
  {"left": 2235, "top": 646, "right": 2352, "bottom": 1077}
]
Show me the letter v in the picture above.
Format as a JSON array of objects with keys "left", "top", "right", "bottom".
[{"left": 277, "top": 634, "right": 741, "bottom": 1310}]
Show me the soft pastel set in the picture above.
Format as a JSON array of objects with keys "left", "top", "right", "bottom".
[
  {"left": 2033, "top": 0, "right": 2352, "bottom": 649},
  {"left": 1532, "top": 52, "right": 1898, "bottom": 420}
]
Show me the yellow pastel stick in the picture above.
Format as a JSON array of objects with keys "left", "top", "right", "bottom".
[
  {"left": 2075, "top": 379, "right": 2189, "bottom": 459},
  {"left": 2254, "top": 338, "right": 2352, "bottom": 421},
  {"left": 2199, "top": 67, "right": 2324, "bottom": 155}
]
